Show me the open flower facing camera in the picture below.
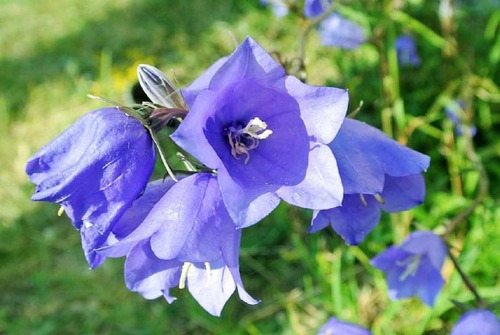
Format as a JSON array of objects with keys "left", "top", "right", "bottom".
[{"left": 26, "top": 36, "right": 438, "bottom": 318}]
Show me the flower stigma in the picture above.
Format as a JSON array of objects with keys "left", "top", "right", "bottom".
[
  {"left": 227, "top": 117, "right": 273, "bottom": 164},
  {"left": 396, "top": 254, "right": 422, "bottom": 281}
]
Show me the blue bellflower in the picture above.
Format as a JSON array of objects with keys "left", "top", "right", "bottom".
[
  {"left": 304, "top": 0, "right": 332, "bottom": 18},
  {"left": 451, "top": 309, "right": 500, "bottom": 335},
  {"left": 98, "top": 174, "right": 258, "bottom": 316},
  {"left": 318, "top": 13, "right": 366, "bottom": 49},
  {"left": 310, "top": 118, "right": 430, "bottom": 245},
  {"left": 173, "top": 37, "right": 348, "bottom": 228},
  {"left": 395, "top": 35, "right": 421, "bottom": 67},
  {"left": 318, "top": 317, "right": 372, "bottom": 335},
  {"left": 26, "top": 108, "right": 155, "bottom": 268},
  {"left": 445, "top": 100, "right": 477, "bottom": 137},
  {"left": 371, "top": 231, "right": 447, "bottom": 306}
]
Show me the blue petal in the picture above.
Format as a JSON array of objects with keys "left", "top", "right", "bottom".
[
  {"left": 187, "top": 260, "right": 236, "bottom": 317},
  {"left": 277, "top": 143, "right": 343, "bottom": 210},
  {"left": 451, "top": 310, "right": 500, "bottom": 335},
  {"left": 208, "top": 37, "right": 285, "bottom": 92},
  {"left": 318, "top": 13, "right": 366, "bottom": 49},
  {"left": 400, "top": 231, "right": 447, "bottom": 271},
  {"left": 379, "top": 174, "right": 426, "bottom": 213},
  {"left": 26, "top": 108, "right": 155, "bottom": 267},
  {"left": 331, "top": 118, "right": 430, "bottom": 194},
  {"left": 182, "top": 56, "right": 228, "bottom": 107},
  {"left": 318, "top": 317, "right": 373, "bottom": 335},
  {"left": 282, "top": 76, "right": 348, "bottom": 144},
  {"left": 124, "top": 241, "right": 182, "bottom": 299},
  {"left": 385, "top": 255, "right": 444, "bottom": 306},
  {"left": 313, "top": 194, "right": 381, "bottom": 245},
  {"left": 150, "top": 174, "right": 238, "bottom": 263},
  {"left": 171, "top": 90, "right": 222, "bottom": 168},
  {"left": 217, "top": 164, "right": 281, "bottom": 228},
  {"left": 97, "top": 178, "right": 177, "bottom": 259},
  {"left": 202, "top": 78, "right": 309, "bottom": 187}
]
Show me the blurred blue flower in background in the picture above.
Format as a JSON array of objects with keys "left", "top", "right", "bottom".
[
  {"left": 172, "top": 37, "right": 348, "bottom": 228},
  {"left": 371, "top": 231, "right": 447, "bottom": 306},
  {"left": 26, "top": 107, "right": 156, "bottom": 268},
  {"left": 451, "top": 309, "right": 500, "bottom": 335},
  {"left": 310, "top": 118, "right": 430, "bottom": 245},
  {"left": 445, "top": 100, "right": 477, "bottom": 137},
  {"left": 318, "top": 317, "right": 372, "bottom": 335},
  {"left": 318, "top": 13, "right": 366, "bottom": 49},
  {"left": 99, "top": 174, "right": 258, "bottom": 316},
  {"left": 395, "top": 35, "right": 421, "bottom": 67},
  {"left": 304, "top": 0, "right": 332, "bottom": 18},
  {"left": 260, "top": 0, "right": 289, "bottom": 17}
]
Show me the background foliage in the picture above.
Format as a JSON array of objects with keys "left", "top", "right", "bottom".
[{"left": 0, "top": 0, "right": 498, "bottom": 334}]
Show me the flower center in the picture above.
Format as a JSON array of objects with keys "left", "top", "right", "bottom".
[
  {"left": 396, "top": 254, "right": 422, "bottom": 281},
  {"left": 226, "top": 117, "right": 273, "bottom": 164}
]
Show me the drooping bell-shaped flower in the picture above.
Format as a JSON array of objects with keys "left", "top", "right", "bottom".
[
  {"left": 318, "top": 317, "right": 372, "bottom": 335},
  {"left": 371, "top": 231, "right": 447, "bottom": 306},
  {"left": 26, "top": 107, "right": 155, "bottom": 268},
  {"left": 304, "top": 0, "right": 332, "bottom": 18},
  {"left": 395, "top": 35, "right": 421, "bottom": 67},
  {"left": 98, "top": 173, "right": 258, "bottom": 316},
  {"left": 318, "top": 13, "right": 366, "bottom": 49},
  {"left": 451, "top": 309, "right": 500, "bottom": 335},
  {"left": 310, "top": 118, "right": 430, "bottom": 245},
  {"left": 172, "top": 37, "right": 348, "bottom": 228}
]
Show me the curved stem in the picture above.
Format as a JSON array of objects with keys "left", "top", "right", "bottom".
[
  {"left": 294, "top": 2, "right": 338, "bottom": 78},
  {"left": 149, "top": 130, "right": 178, "bottom": 182},
  {"left": 447, "top": 247, "right": 485, "bottom": 307}
]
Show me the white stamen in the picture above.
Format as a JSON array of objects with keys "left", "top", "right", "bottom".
[
  {"left": 57, "top": 206, "right": 65, "bottom": 217},
  {"left": 243, "top": 117, "right": 273, "bottom": 139},
  {"left": 179, "top": 262, "right": 192, "bottom": 289},
  {"left": 228, "top": 117, "right": 273, "bottom": 164},
  {"left": 374, "top": 194, "right": 385, "bottom": 204},
  {"left": 359, "top": 194, "right": 368, "bottom": 206},
  {"left": 397, "top": 254, "right": 422, "bottom": 281}
]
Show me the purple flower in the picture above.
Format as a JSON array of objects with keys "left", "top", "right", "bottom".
[
  {"left": 445, "top": 100, "right": 477, "bottom": 137},
  {"left": 260, "top": 0, "right": 289, "bottom": 17},
  {"left": 310, "top": 118, "right": 430, "bottom": 245},
  {"left": 318, "top": 317, "right": 372, "bottom": 335},
  {"left": 371, "top": 231, "right": 447, "bottom": 306},
  {"left": 98, "top": 173, "right": 258, "bottom": 316},
  {"left": 318, "top": 13, "right": 366, "bottom": 49},
  {"left": 304, "top": 0, "right": 332, "bottom": 18},
  {"left": 451, "top": 309, "right": 500, "bottom": 335},
  {"left": 173, "top": 37, "right": 348, "bottom": 228},
  {"left": 26, "top": 108, "right": 155, "bottom": 268},
  {"left": 395, "top": 35, "right": 421, "bottom": 67}
]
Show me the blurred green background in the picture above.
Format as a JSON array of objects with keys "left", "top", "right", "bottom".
[{"left": 0, "top": 0, "right": 498, "bottom": 334}]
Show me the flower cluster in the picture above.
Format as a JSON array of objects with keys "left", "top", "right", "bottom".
[{"left": 27, "top": 36, "right": 431, "bottom": 316}]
